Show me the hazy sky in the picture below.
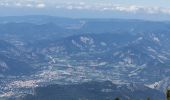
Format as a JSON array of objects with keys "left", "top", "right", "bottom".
[{"left": 0, "top": 0, "right": 170, "bottom": 20}]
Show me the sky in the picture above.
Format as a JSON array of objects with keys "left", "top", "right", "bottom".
[{"left": 0, "top": 0, "right": 170, "bottom": 20}]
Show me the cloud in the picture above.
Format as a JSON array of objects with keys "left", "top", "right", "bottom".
[
  {"left": 26, "top": 3, "right": 33, "bottom": 7},
  {"left": 0, "top": 0, "right": 170, "bottom": 15},
  {"left": 59, "top": 3, "right": 170, "bottom": 15},
  {"left": 0, "top": 2, "right": 9, "bottom": 7},
  {"left": 66, "top": 5, "right": 73, "bottom": 10},
  {"left": 14, "top": 2, "right": 21, "bottom": 7},
  {"left": 112, "top": 5, "right": 139, "bottom": 13},
  {"left": 36, "top": 3, "right": 46, "bottom": 8},
  {"left": 0, "top": 0, "right": 46, "bottom": 8}
]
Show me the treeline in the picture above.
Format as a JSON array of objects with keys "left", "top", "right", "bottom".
[
  {"left": 19, "top": 81, "right": 165, "bottom": 100},
  {"left": 114, "top": 89, "right": 170, "bottom": 100}
]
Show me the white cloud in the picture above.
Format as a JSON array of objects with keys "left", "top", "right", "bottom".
[
  {"left": 60, "top": 3, "right": 170, "bottom": 15},
  {"left": 0, "top": 2, "right": 9, "bottom": 7},
  {"left": 14, "top": 2, "right": 21, "bottom": 7},
  {"left": 0, "top": 0, "right": 170, "bottom": 16},
  {"left": 36, "top": 3, "right": 46, "bottom": 8},
  {"left": 66, "top": 5, "right": 73, "bottom": 10},
  {"left": 26, "top": 3, "right": 33, "bottom": 7},
  {"left": 79, "top": 2, "right": 85, "bottom": 5}
]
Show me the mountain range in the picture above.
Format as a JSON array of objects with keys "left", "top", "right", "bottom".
[{"left": 0, "top": 16, "right": 170, "bottom": 99}]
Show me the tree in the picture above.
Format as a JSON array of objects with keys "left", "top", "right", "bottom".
[
  {"left": 147, "top": 97, "right": 150, "bottom": 100},
  {"left": 167, "top": 90, "right": 170, "bottom": 100},
  {"left": 114, "top": 97, "right": 120, "bottom": 100}
]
